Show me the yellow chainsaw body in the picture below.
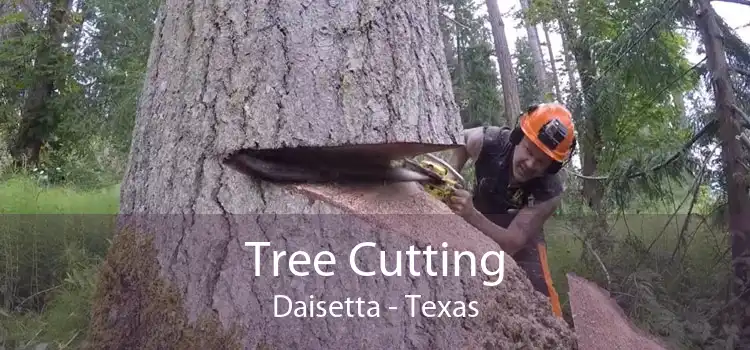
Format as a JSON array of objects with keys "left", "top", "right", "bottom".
[{"left": 415, "top": 159, "right": 460, "bottom": 203}]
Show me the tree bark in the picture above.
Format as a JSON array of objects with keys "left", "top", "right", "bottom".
[
  {"left": 485, "top": 0, "right": 521, "bottom": 125},
  {"left": 542, "top": 22, "right": 562, "bottom": 102},
  {"left": 556, "top": 13, "right": 578, "bottom": 106},
  {"left": 694, "top": 1, "right": 750, "bottom": 347},
  {"left": 519, "top": 0, "right": 549, "bottom": 102},
  {"left": 85, "top": 0, "right": 576, "bottom": 348}
]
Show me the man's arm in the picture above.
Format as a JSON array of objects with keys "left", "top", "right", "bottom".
[
  {"left": 463, "top": 195, "right": 561, "bottom": 255},
  {"left": 448, "top": 127, "right": 484, "bottom": 173}
]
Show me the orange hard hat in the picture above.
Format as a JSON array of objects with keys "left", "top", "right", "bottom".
[{"left": 519, "top": 103, "right": 576, "bottom": 162}]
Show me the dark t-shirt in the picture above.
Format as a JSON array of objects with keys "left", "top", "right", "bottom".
[{"left": 471, "top": 126, "right": 563, "bottom": 295}]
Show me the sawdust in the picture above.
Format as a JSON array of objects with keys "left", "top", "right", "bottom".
[
  {"left": 289, "top": 181, "right": 578, "bottom": 349},
  {"left": 567, "top": 273, "right": 669, "bottom": 350}
]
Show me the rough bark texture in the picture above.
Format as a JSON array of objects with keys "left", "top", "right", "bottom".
[
  {"left": 485, "top": 0, "right": 521, "bottom": 125},
  {"left": 694, "top": 1, "right": 750, "bottom": 347},
  {"left": 121, "top": 0, "right": 465, "bottom": 214},
  {"left": 88, "top": 0, "right": 579, "bottom": 348}
]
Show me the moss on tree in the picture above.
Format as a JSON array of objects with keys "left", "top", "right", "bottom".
[{"left": 84, "top": 227, "right": 243, "bottom": 350}]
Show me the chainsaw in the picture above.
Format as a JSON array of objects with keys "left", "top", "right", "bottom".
[
  {"left": 223, "top": 147, "right": 466, "bottom": 203},
  {"left": 399, "top": 153, "right": 466, "bottom": 203}
]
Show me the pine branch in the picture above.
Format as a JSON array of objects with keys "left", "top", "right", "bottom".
[{"left": 732, "top": 66, "right": 750, "bottom": 78}]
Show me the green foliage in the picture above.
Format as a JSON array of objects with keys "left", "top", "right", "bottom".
[
  {"left": 459, "top": 42, "right": 504, "bottom": 126},
  {"left": 546, "top": 212, "right": 733, "bottom": 350},
  {"left": 441, "top": 0, "right": 504, "bottom": 127}
]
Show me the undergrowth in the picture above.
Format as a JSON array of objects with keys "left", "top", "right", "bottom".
[{"left": 0, "top": 175, "right": 119, "bottom": 349}]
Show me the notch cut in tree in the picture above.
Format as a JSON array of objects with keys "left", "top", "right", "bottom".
[{"left": 86, "top": 0, "right": 576, "bottom": 349}]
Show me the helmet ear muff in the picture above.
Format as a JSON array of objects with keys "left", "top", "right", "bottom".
[
  {"left": 510, "top": 104, "right": 539, "bottom": 145},
  {"left": 510, "top": 126, "right": 524, "bottom": 145}
]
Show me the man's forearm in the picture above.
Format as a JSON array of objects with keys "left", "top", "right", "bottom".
[
  {"left": 463, "top": 196, "right": 561, "bottom": 255},
  {"left": 463, "top": 209, "right": 525, "bottom": 254}
]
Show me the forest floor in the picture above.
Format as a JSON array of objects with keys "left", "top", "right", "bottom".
[{"left": 0, "top": 175, "right": 728, "bottom": 349}]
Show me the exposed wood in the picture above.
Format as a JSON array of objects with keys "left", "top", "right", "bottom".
[{"left": 567, "top": 273, "right": 669, "bottom": 350}]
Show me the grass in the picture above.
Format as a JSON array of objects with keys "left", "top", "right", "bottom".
[
  {"left": 0, "top": 175, "right": 120, "bottom": 349},
  {"left": 0, "top": 174, "right": 732, "bottom": 350},
  {"left": 0, "top": 176, "right": 120, "bottom": 214}
]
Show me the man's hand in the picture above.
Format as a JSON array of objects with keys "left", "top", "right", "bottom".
[{"left": 447, "top": 188, "right": 475, "bottom": 218}]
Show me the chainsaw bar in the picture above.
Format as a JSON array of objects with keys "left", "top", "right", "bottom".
[{"left": 224, "top": 148, "right": 433, "bottom": 185}]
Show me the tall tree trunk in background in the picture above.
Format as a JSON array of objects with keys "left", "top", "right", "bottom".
[
  {"left": 519, "top": 0, "right": 549, "bottom": 102},
  {"left": 10, "top": 0, "right": 72, "bottom": 166},
  {"left": 438, "top": 5, "right": 456, "bottom": 72},
  {"left": 694, "top": 1, "right": 750, "bottom": 347},
  {"left": 555, "top": 0, "right": 609, "bottom": 260},
  {"left": 83, "top": 0, "right": 577, "bottom": 348},
  {"left": 673, "top": 91, "right": 687, "bottom": 125},
  {"left": 454, "top": 0, "right": 469, "bottom": 123},
  {"left": 542, "top": 22, "right": 562, "bottom": 102},
  {"left": 486, "top": 0, "right": 520, "bottom": 125},
  {"left": 559, "top": 24, "right": 578, "bottom": 105}
]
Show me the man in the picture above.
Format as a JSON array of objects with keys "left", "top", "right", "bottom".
[{"left": 445, "top": 103, "right": 577, "bottom": 318}]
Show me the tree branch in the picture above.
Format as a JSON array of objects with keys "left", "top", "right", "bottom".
[
  {"left": 734, "top": 104, "right": 750, "bottom": 127},
  {"left": 712, "top": 0, "right": 750, "bottom": 6},
  {"left": 731, "top": 66, "right": 750, "bottom": 78}
]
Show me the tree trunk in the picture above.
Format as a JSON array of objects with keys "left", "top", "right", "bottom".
[
  {"left": 519, "top": 0, "right": 549, "bottom": 102},
  {"left": 85, "top": 1, "right": 576, "bottom": 348},
  {"left": 694, "top": 1, "right": 750, "bottom": 347},
  {"left": 10, "top": 0, "right": 71, "bottom": 166},
  {"left": 555, "top": 0, "right": 610, "bottom": 262},
  {"left": 485, "top": 0, "right": 521, "bottom": 125},
  {"left": 542, "top": 22, "right": 562, "bottom": 102},
  {"left": 558, "top": 22, "right": 578, "bottom": 105},
  {"left": 453, "top": 0, "right": 469, "bottom": 123}
]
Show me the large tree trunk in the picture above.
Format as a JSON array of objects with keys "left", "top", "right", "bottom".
[
  {"left": 485, "top": 0, "right": 521, "bottom": 125},
  {"left": 519, "top": 0, "right": 549, "bottom": 102},
  {"left": 694, "top": 1, "right": 750, "bottom": 347},
  {"left": 85, "top": 0, "right": 576, "bottom": 348}
]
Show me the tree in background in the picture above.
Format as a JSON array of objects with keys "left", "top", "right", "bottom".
[
  {"left": 441, "top": 0, "right": 504, "bottom": 128},
  {"left": 513, "top": 36, "right": 543, "bottom": 109}
]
